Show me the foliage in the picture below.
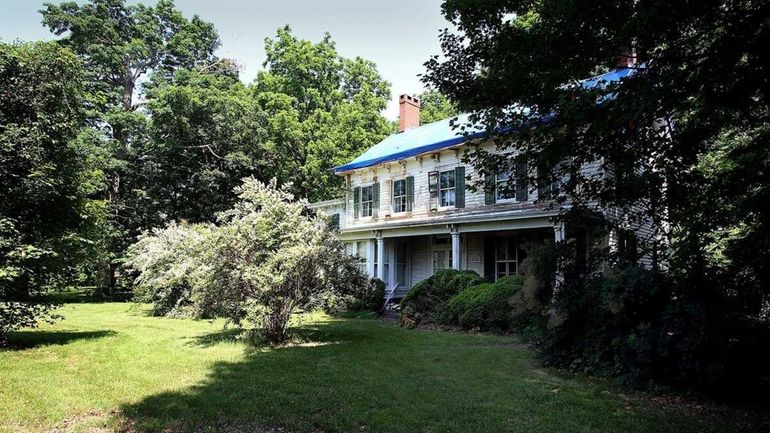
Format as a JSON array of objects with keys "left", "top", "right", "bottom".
[
  {"left": 41, "top": 0, "right": 221, "bottom": 289},
  {"left": 418, "top": 88, "right": 458, "bottom": 124},
  {"left": 255, "top": 26, "right": 394, "bottom": 202},
  {"left": 399, "top": 269, "right": 485, "bottom": 327},
  {"left": 323, "top": 278, "right": 386, "bottom": 316},
  {"left": 526, "top": 261, "right": 770, "bottom": 394},
  {"left": 126, "top": 221, "right": 213, "bottom": 317},
  {"left": 0, "top": 41, "right": 105, "bottom": 342},
  {"left": 126, "top": 179, "right": 367, "bottom": 344},
  {"left": 441, "top": 275, "right": 524, "bottom": 332},
  {"left": 425, "top": 0, "right": 770, "bottom": 393},
  {"left": 141, "top": 65, "right": 266, "bottom": 224}
]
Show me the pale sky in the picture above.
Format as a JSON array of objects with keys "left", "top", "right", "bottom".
[{"left": 0, "top": 0, "right": 450, "bottom": 119}]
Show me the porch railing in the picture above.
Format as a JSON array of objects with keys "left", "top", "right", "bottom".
[{"left": 383, "top": 282, "right": 399, "bottom": 312}]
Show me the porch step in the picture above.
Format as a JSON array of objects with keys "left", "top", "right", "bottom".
[{"left": 382, "top": 310, "right": 400, "bottom": 321}]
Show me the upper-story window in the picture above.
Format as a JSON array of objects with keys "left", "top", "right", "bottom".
[
  {"left": 392, "top": 179, "right": 407, "bottom": 213},
  {"left": 360, "top": 185, "right": 374, "bottom": 217},
  {"left": 439, "top": 170, "right": 456, "bottom": 207},
  {"left": 495, "top": 170, "right": 516, "bottom": 202}
]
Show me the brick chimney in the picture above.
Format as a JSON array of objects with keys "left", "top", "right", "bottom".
[{"left": 398, "top": 94, "right": 420, "bottom": 132}]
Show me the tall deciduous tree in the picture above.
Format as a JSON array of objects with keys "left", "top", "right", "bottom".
[
  {"left": 255, "top": 26, "right": 393, "bottom": 201},
  {"left": 0, "top": 42, "right": 103, "bottom": 343},
  {"left": 40, "top": 0, "right": 221, "bottom": 288},
  {"left": 141, "top": 62, "right": 267, "bottom": 224},
  {"left": 424, "top": 0, "right": 770, "bottom": 310}
]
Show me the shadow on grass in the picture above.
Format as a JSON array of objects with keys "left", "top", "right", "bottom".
[
  {"left": 5, "top": 330, "right": 117, "bottom": 350},
  {"left": 115, "top": 318, "right": 719, "bottom": 433}
]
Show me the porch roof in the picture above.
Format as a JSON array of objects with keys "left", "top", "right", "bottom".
[
  {"left": 339, "top": 204, "right": 560, "bottom": 238},
  {"left": 333, "top": 67, "right": 638, "bottom": 174}
]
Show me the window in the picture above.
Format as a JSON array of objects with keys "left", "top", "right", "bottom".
[
  {"left": 439, "top": 170, "right": 456, "bottom": 207},
  {"left": 495, "top": 237, "right": 518, "bottom": 280},
  {"left": 360, "top": 185, "right": 373, "bottom": 217},
  {"left": 392, "top": 179, "right": 407, "bottom": 213},
  {"left": 352, "top": 241, "right": 367, "bottom": 275},
  {"left": 495, "top": 170, "right": 516, "bottom": 202}
]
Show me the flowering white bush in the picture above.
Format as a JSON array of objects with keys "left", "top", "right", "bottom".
[{"left": 126, "top": 179, "right": 368, "bottom": 344}]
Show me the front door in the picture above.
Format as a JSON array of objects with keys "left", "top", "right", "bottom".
[{"left": 394, "top": 240, "right": 409, "bottom": 289}]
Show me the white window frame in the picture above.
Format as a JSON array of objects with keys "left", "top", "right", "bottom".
[
  {"left": 392, "top": 178, "right": 407, "bottom": 214},
  {"left": 438, "top": 170, "right": 456, "bottom": 208},
  {"left": 495, "top": 237, "right": 518, "bottom": 280},
  {"left": 360, "top": 185, "right": 374, "bottom": 218},
  {"left": 495, "top": 170, "right": 517, "bottom": 203}
]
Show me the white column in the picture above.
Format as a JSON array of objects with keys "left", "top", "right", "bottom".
[
  {"left": 554, "top": 221, "right": 565, "bottom": 290},
  {"left": 451, "top": 229, "right": 461, "bottom": 270},
  {"left": 366, "top": 239, "right": 376, "bottom": 278},
  {"left": 554, "top": 221, "right": 566, "bottom": 243},
  {"left": 376, "top": 235, "right": 385, "bottom": 281}
]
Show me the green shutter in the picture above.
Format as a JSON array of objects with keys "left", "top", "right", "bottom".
[
  {"left": 372, "top": 182, "right": 380, "bottom": 218},
  {"left": 484, "top": 174, "right": 496, "bottom": 205},
  {"left": 455, "top": 166, "right": 465, "bottom": 208},
  {"left": 515, "top": 159, "right": 528, "bottom": 202},
  {"left": 536, "top": 163, "right": 547, "bottom": 199},
  {"left": 353, "top": 186, "right": 360, "bottom": 219},
  {"left": 406, "top": 176, "right": 414, "bottom": 212}
]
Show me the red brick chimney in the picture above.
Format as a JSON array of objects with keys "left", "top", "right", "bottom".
[{"left": 398, "top": 94, "right": 420, "bottom": 132}]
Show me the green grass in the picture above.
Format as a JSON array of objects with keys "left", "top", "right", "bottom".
[{"left": 0, "top": 303, "right": 736, "bottom": 433}]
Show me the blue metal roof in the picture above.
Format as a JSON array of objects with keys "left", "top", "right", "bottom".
[{"left": 334, "top": 67, "right": 637, "bottom": 173}]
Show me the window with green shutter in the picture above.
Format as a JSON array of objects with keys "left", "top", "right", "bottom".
[
  {"left": 392, "top": 179, "right": 407, "bottom": 213},
  {"left": 439, "top": 170, "right": 456, "bottom": 207},
  {"left": 360, "top": 185, "right": 373, "bottom": 217}
]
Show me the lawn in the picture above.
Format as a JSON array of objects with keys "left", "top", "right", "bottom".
[{"left": 0, "top": 302, "right": 738, "bottom": 433}]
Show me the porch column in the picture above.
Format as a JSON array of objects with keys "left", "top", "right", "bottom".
[
  {"left": 554, "top": 221, "right": 565, "bottom": 290},
  {"left": 451, "top": 227, "right": 461, "bottom": 270},
  {"left": 366, "top": 238, "right": 376, "bottom": 278},
  {"left": 376, "top": 232, "right": 385, "bottom": 281}
]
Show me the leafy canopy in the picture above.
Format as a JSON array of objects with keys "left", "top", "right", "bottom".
[
  {"left": 0, "top": 41, "right": 103, "bottom": 342},
  {"left": 255, "top": 26, "right": 393, "bottom": 201}
]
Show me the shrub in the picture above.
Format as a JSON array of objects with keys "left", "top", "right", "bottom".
[
  {"left": 399, "top": 269, "right": 485, "bottom": 327},
  {"left": 441, "top": 276, "right": 524, "bottom": 331},
  {"left": 126, "top": 179, "right": 368, "bottom": 345},
  {"left": 322, "top": 278, "right": 385, "bottom": 315}
]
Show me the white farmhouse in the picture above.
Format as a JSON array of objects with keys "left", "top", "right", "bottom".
[{"left": 309, "top": 67, "right": 647, "bottom": 299}]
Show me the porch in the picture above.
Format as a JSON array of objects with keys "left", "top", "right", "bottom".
[{"left": 340, "top": 214, "right": 567, "bottom": 299}]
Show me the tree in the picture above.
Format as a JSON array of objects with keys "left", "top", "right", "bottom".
[
  {"left": 41, "top": 0, "right": 221, "bottom": 289},
  {"left": 254, "top": 26, "right": 393, "bottom": 202},
  {"left": 126, "top": 179, "right": 369, "bottom": 344},
  {"left": 0, "top": 42, "right": 102, "bottom": 344},
  {"left": 141, "top": 63, "right": 267, "bottom": 224},
  {"left": 418, "top": 89, "right": 458, "bottom": 124},
  {"left": 424, "top": 0, "right": 770, "bottom": 390},
  {"left": 425, "top": 0, "right": 770, "bottom": 299}
]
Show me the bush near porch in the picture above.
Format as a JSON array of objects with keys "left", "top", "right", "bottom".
[
  {"left": 440, "top": 275, "right": 525, "bottom": 331},
  {"left": 399, "top": 269, "right": 485, "bottom": 328}
]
